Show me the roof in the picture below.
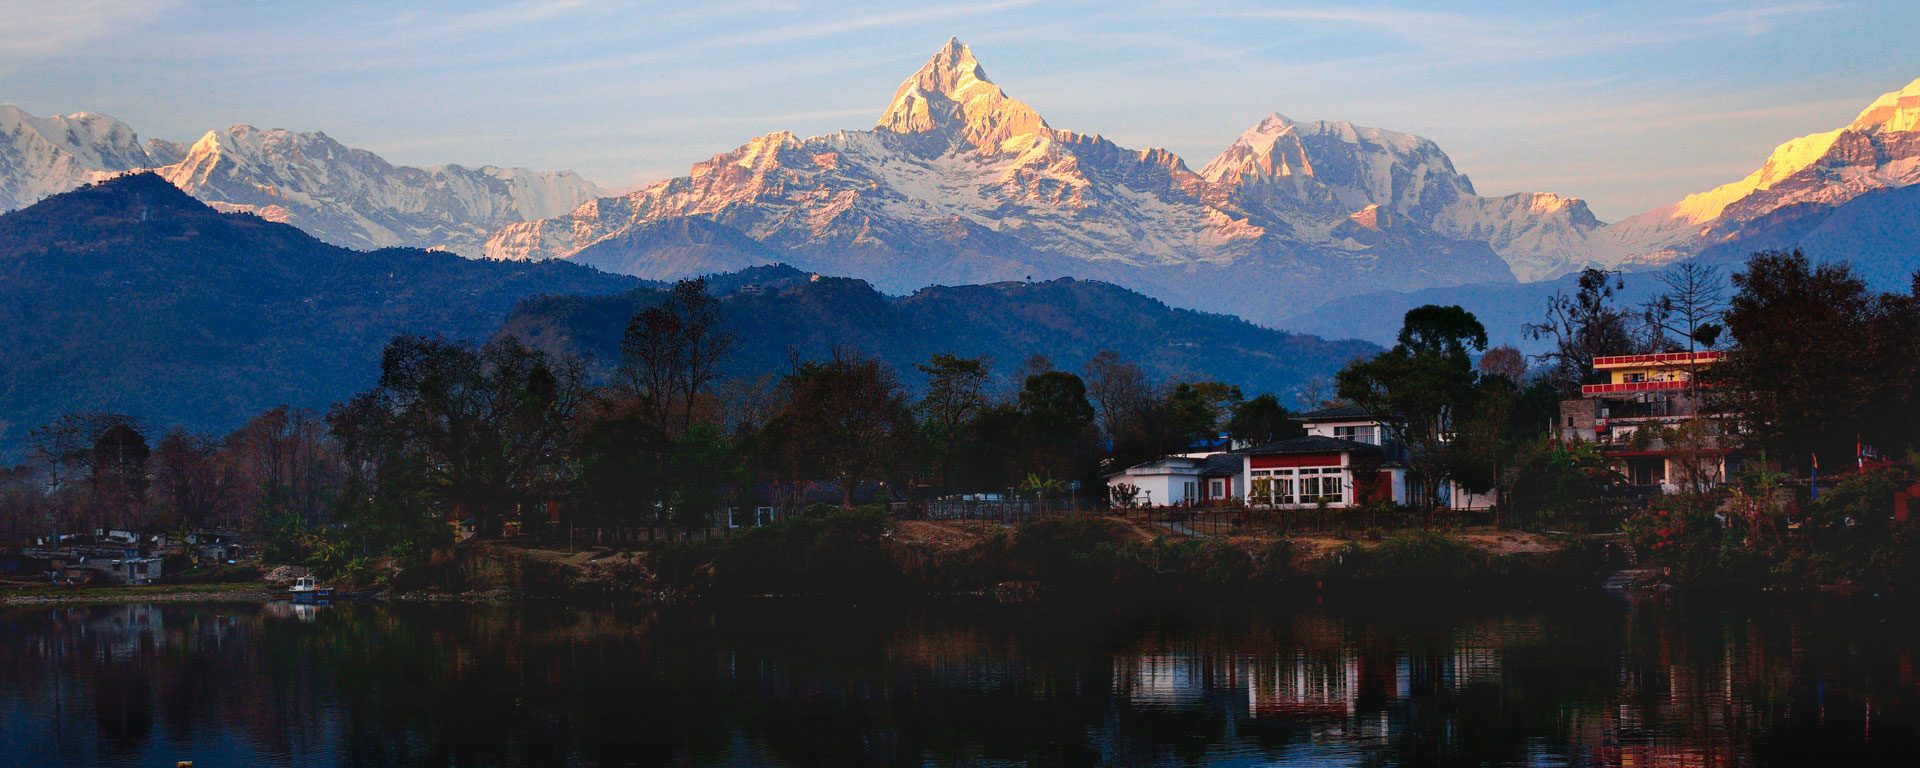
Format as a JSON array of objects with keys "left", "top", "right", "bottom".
[
  {"left": 1290, "top": 404, "right": 1383, "bottom": 423},
  {"left": 1108, "top": 453, "right": 1244, "bottom": 479},
  {"left": 1237, "top": 435, "right": 1383, "bottom": 457},
  {"left": 1200, "top": 453, "right": 1243, "bottom": 477},
  {"left": 1592, "top": 351, "right": 1722, "bottom": 369}
]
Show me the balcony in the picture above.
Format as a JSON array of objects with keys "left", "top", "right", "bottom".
[
  {"left": 1592, "top": 351, "right": 1723, "bottom": 369},
  {"left": 1581, "top": 380, "right": 1691, "bottom": 396}
]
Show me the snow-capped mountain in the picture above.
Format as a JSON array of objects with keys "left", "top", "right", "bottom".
[
  {"left": 1595, "top": 76, "right": 1920, "bottom": 268},
  {"left": 0, "top": 105, "right": 180, "bottom": 212},
  {"left": 1196, "top": 113, "right": 1605, "bottom": 281},
  {"left": 486, "top": 38, "right": 1603, "bottom": 322},
  {"left": 0, "top": 105, "right": 600, "bottom": 254},
  {"left": 158, "top": 125, "right": 602, "bottom": 254}
]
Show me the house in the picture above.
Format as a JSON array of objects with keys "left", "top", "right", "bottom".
[
  {"left": 1104, "top": 436, "right": 1405, "bottom": 510},
  {"left": 1105, "top": 454, "right": 1242, "bottom": 506},
  {"left": 1555, "top": 351, "right": 1733, "bottom": 493},
  {"left": 1238, "top": 435, "right": 1406, "bottom": 508},
  {"left": 1293, "top": 405, "right": 1486, "bottom": 510}
]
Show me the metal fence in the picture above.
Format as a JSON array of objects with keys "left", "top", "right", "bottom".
[{"left": 912, "top": 498, "right": 1102, "bottom": 523}]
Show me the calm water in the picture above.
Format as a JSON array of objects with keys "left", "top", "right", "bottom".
[{"left": 1, "top": 596, "right": 1915, "bottom": 767}]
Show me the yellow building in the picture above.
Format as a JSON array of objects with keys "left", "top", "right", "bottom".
[{"left": 1559, "top": 351, "right": 1731, "bottom": 492}]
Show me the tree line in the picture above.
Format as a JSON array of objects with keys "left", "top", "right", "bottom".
[
  {"left": 1, "top": 278, "right": 1313, "bottom": 564},
  {"left": 9, "top": 250, "right": 1916, "bottom": 572}
]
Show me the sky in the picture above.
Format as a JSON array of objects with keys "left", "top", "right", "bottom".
[{"left": 1, "top": 0, "right": 1916, "bottom": 220}]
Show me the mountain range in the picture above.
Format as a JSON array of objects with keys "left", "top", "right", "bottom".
[
  {"left": 502, "top": 263, "right": 1375, "bottom": 398},
  {"left": 478, "top": 40, "right": 1920, "bottom": 328},
  {"left": 0, "top": 104, "right": 601, "bottom": 255},
  {"left": 0, "top": 174, "right": 1372, "bottom": 456},
  {"left": 0, "top": 173, "right": 634, "bottom": 454},
  {"left": 4, "top": 38, "right": 1920, "bottom": 349},
  {"left": 1297, "top": 78, "right": 1920, "bottom": 347},
  {"left": 483, "top": 38, "right": 1599, "bottom": 325}
]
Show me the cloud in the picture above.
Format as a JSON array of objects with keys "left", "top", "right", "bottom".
[
  {"left": 1223, "top": 2, "right": 1840, "bottom": 66},
  {"left": 0, "top": 0, "right": 175, "bottom": 58}
]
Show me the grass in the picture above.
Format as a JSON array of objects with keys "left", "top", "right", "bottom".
[{"left": 1, "top": 580, "right": 277, "bottom": 606}]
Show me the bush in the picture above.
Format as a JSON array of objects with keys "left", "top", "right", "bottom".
[
  {"left": 1314, "top": 530, "right": 1506, "bottom": 593},
  {"left": 654, "top": 506, "right": 902, "bottom": 597}
]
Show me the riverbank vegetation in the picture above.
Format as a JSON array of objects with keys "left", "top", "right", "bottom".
[{"left": 8, "top": 250, "right": 1920, "bottom": 602}]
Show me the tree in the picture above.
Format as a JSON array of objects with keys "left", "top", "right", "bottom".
[
  {"left": 151, "top": 429, "right": 231, "bottom": 534},
  {"left": 1477, "top": 345, "right": 1528, "bottom": 381},
  {"left": 1526, "top": 268, "right": 1644, "bottom": 395},
  {"left": 916, "top": 353, "right": 992, "bottom": 492},
  {"left": 1716, "top": 251, "right": 1885, "bottom": 474},
  {"left": 1163, "top": 382, "right": 1224, "bottom": 449},
  {"left": 1227, "top": 394, "right": 1304, "bottom": 446},
  {"left": 1646, "top": 263, "right": 1728, "bottom": 353},
  {"left": 90, "top": 423, "right": 150, "bottom": 530},
  {"left": 1338, "top": 305, "right": 1486, "bottom": 508},
  {"left": 617, "top": 277, "right": 737, "bottom": 436},
  {"left": 1398, "top": 305, "right": 1488, "bottom": 358},
  {"left": 1084, "top": 350, "right": 1153, "bottom": 447},
  {"left": 1017, "top": 370, "right": 1099, "bottom": 485},
  {"left": 330, "top": 335, "right": 585, "bottom": 540},
  {"left": 223, "top": 406, "right": 337, "bottom": 531},
  {"left": 774, "top": 351, "right": 917, "bottom": 508},
  {"left": 1644, "top": 263, "right": 1729, "bottom": 493}
]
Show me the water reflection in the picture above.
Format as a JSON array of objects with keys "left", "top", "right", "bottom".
[{"left": 1, "top": 597, "right": 1915, "bottom": 766}]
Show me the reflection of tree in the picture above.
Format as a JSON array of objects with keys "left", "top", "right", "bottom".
[{"left": 0, "top": 599, "right": 1913, "bottom": 766}]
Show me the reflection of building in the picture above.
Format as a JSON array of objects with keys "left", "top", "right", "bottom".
[
  {"left": 1246, "top": 653, "right": 1360, "bottom": 718},
  {"left": 1121, "top": 653, "right": 1206, "bottom": 707},
  {"left": 1557, "top": 351, "right": 1734, "bottom": 492}
]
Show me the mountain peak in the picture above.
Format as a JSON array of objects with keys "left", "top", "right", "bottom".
[
  {"left": 875, "top": 38, "right": 1049, "bottom": 154},
  {"left": 1848, "top": 75, "right": 1920, "bottom": 133}
]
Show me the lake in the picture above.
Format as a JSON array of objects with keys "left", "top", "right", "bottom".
[{"left": 1, "top": 595, "right": 1915, "bottom": 766}]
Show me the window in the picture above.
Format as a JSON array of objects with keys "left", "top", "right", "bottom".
[
  {"left": 1333, "top": 425, "right": 1377, "bottom": 444},
  {"left": 756, "top": 507, "right": 778, "bottom": 525},
  {"left": 1296, "top": 467, "right": 1345, "bottom": 504},
  {"left": 1183, "top": 481, "right": 1197, "bottom": 503},
  {"left": 1249, "top": 470, "right": 1296, "bottom": 506},
  {"left": 1209, "top": 478, "right": 1226, "bottom": 498}
]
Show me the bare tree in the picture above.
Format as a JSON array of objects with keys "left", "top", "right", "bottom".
[
  {"left": 1646, "top": 263, "right": 1730, "bottom": 494},
  {"left": 1526, "top": 268, "right": 1644, "bottom": 395}
]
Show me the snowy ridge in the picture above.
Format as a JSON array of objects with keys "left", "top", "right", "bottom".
[
  {"left": 0, "top": 104, "right": 601, "bottom": 254},
  {"left": 1597, "top": 76, "right": 1920, "bottom": 268},
  {"left": 486, "top": 39, "right": 1567, "bottom": 321}
]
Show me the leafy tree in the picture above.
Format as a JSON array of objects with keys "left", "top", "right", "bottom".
[
  {"left": 329, "top": 335, "right": 584, "bottom": 540},
  {"left": 916, "top": 353, "right": 992, "bottom": 492},
  {"left": 1227, "top": 394, "right": 1304, "bottom": 446},
  {"left": 1338, "top": 305, "right": 1486, "bottom": 508},
  {"left": 1476, "top": 345, "right": 1528, "bottom": 381},
  {"left": 1017, "top": 370, "right": 1099, "bottom": 484},
  {"left": 1163, "top": 382, "right": 1222, "bottom": 450},
  {"left": 772, "top": 351, "right": 917, "bottom": 508},
  {"left": 1716, "top": 251, "right": 1886, "bottom": 474},
  {"left": 1398, "top": 304, "right": 1488, "bottom": 358}
]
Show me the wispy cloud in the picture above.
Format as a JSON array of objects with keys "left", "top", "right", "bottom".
[
  {"left": 0, "top": 0, "right": 175, "bottom": 58},
  {"left": 1223, "top": 2, "right": 1840, "bottom": 65}
]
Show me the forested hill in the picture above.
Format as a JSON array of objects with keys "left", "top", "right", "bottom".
[
  {"left": 501, "top": 264, "right": 1379, "bottom": 396},
  {"left": 0, "top": 173, "right": 638, "bottom": 453}
]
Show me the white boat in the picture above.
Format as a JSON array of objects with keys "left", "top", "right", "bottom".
[{"left": 289, "top": 575, "right": 333, "bottom": 604}]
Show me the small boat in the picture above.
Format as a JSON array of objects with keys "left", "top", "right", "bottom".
[{"left": 289, "top": 575, "right": 333, "bottom": 604}]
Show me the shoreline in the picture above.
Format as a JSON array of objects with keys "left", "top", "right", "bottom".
[{"left": 0, "top": 583, "right": 281, "bottom": 607}]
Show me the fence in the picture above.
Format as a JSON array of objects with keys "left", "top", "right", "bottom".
[
  {"left": 912, "top": 498, "right": 1102, "bottom": 523},
  {"left": 1137, "top": 504, "right": 1496, "bottom": 538}
]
